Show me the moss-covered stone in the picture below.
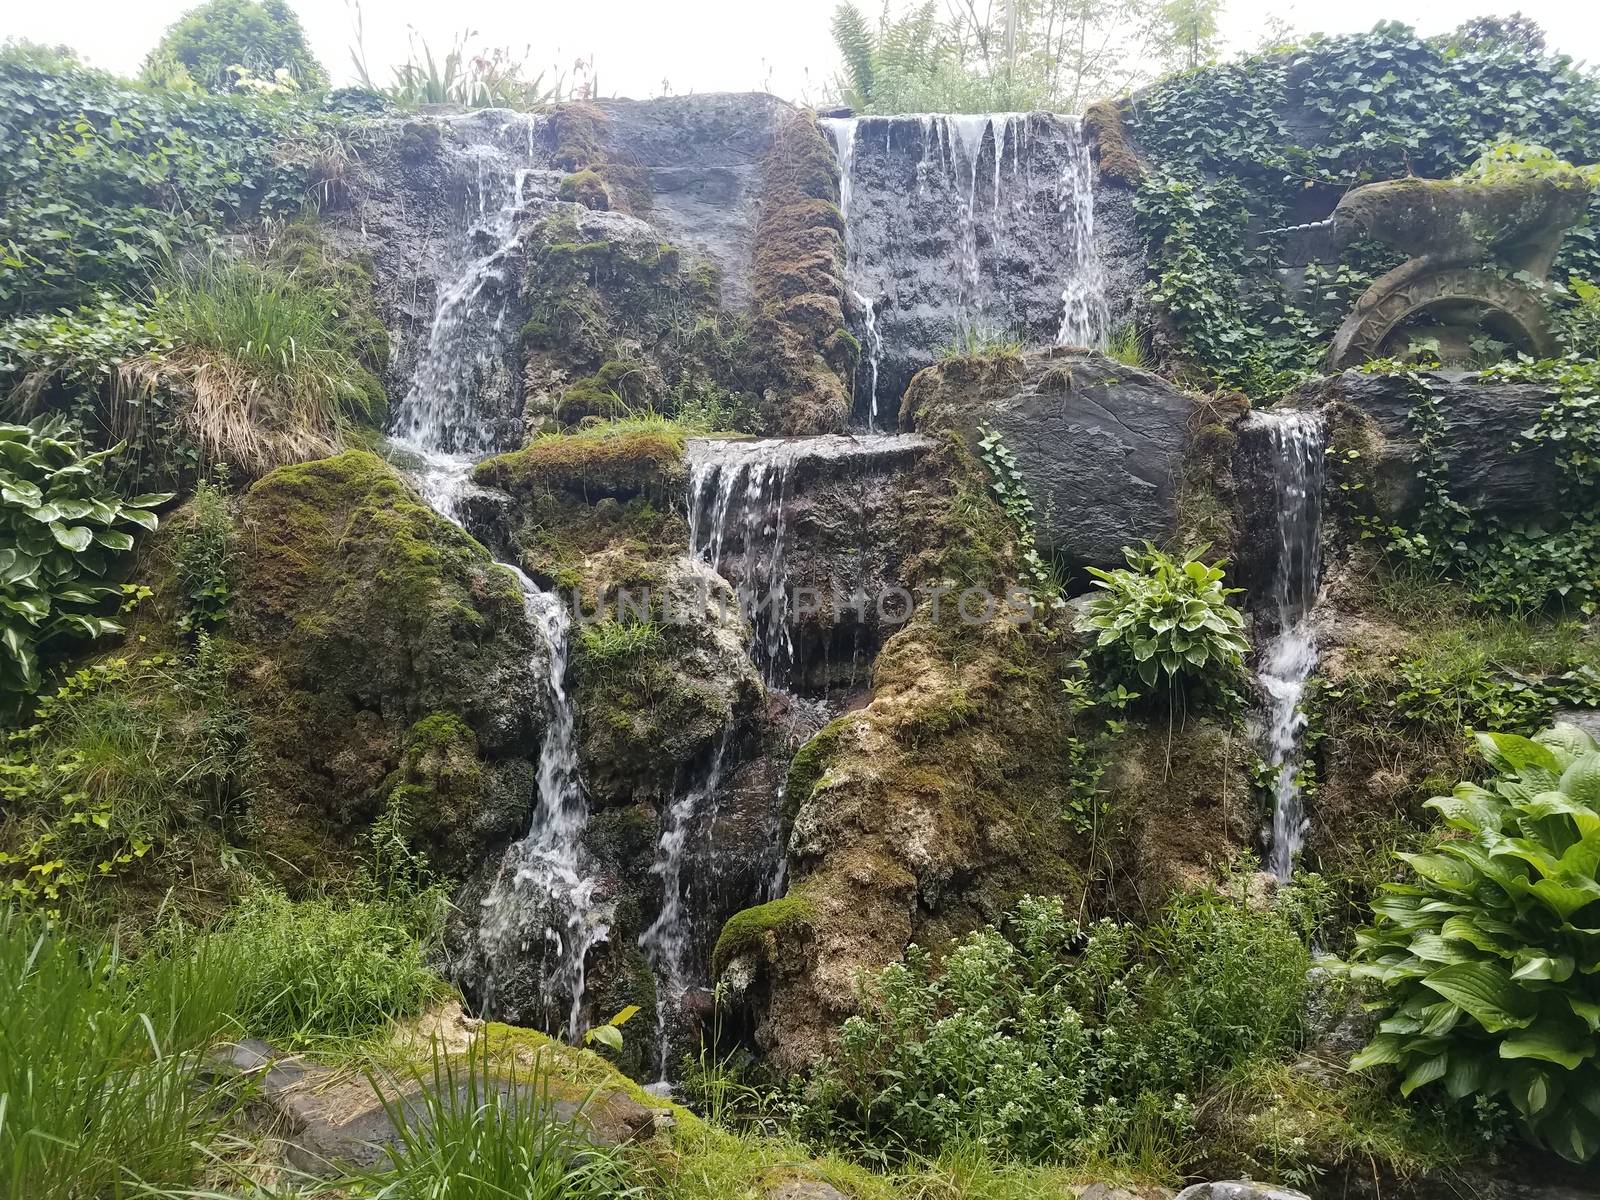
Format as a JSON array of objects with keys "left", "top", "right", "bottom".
[
  {"left": 1084, "top": 98, "right": 1145, "bottom": 186},
  {"left": 712, "top": 893, "right": 816, "bottom": 980},
  {"left": 473, "top": 425, "right": 687, "bottom": 502},
  {"left": 227, "top": 450, "right": 543, "bottom": 886},
  {"left": 749, "top": 109, "right": 852, "bottom": 435},
  {"left": 558, "top": 168, "right": 612, "bottom": 210}
]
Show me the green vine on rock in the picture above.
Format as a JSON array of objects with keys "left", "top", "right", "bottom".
[{"left": 1365, "top": 356, "right": 1600, "bottom": 615}]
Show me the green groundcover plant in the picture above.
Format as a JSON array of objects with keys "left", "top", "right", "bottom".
[
  {"left": 1341, "top": 722, "right": 1600, "bottom": 1163},
  {"left": 0, "top": 416, "right": 168, "bottom": 707}
]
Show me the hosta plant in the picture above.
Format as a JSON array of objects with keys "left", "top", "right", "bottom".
[
  {"left": 1342, "top": 722, "right": 1600, "bottom": 1162},
  {"left": 1077, "top": 541, "right": 1249, "bottom": 691},
  {"left": 1, "top": 417, "right": 168, "bottom": 707}
]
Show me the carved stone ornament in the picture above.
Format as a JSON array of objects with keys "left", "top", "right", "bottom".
[{"left": 1325, "top": 172, "right": 1596, "bottom": 368}]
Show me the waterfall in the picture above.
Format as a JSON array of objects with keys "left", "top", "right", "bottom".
[
  {"left": 385, "top": 114, "right": 607, "bottom": 1039},
  {"left": 476, "top": 577, "right": 609, "bottom": 1041},
  {"left": 685, "top": 439, "right": 800, "bottom": 687},
  {"left": 1055, "top": 118, "right": 1108, "bottom": 348},
  {"left": 821, "top": 117, "right": 883, "bottom": 429},
  {"left": 638, "top": 734, "right": 731, "bottom": 1083},
  {"left": 821, "top": 112, "right": 1109, "bottom": 423},
  {"left": 1249, "top": 410, "right": 1327, "bottom": 882}
]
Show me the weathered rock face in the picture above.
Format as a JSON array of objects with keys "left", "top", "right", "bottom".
[
  {"left": 823, "top": 114, "right": 1143, "bottom": 423},
  {"left": 1299, "top": 368, "right": 1563, "bottom": 522},
  {"left": 322, "top": 94, "right": 853, "bottom": 442},
  {"left": 226, "top": 451, "right": 547, "bottom": 882},
  {"left": 903, "top": 348, "right": 1198, "bottom": 569},
  {"left": 701, "top": 437, "right": 1091, "bottom": 1071},
  {"left": 683, "top": 433, "right": 945, "bottom": 694}
]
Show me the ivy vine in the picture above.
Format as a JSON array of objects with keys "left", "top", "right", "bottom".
[{"left": 1129, "top": 22, "right": 1600, "bottom": 397}]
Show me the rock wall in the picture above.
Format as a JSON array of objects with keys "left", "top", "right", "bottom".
[
  {"left": 902, "top": 348, "right": 1198, "bottom": 570},
  {"left": 825, "top": 114, "right": 1144, "bottom": 425}
]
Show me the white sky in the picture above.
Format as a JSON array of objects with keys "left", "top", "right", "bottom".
[{"left": 3, "top": 0, "right": 1596, "bottom": 104}]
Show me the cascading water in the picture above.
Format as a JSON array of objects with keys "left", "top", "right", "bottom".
[
  {"left": 386, "top": 113, "right": 607, "bottom": 1039},
  {"left": 821, "top": 112, "right": 1109, "bottom": 421},
  {"left": 821, "top": 117, "right": 884, "bottom": 429},
  {"left": 685, "top": 439, "right": 800, "bottom": 686},
  {"left": 638, "top": 733, "right": 731, "bottom": 1082},
  {"left": 1249, "top": 410, "right": 1327, "bottom": 882},
  {"left": 1054, "top": 118, "right": 1109, "bottom": 348}
]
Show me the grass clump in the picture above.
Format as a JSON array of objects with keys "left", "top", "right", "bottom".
[
  {"left": 937, "top": 321, "right": 1026, "bottom": 362},
  {"left": 148, "top": 257, "right": 386, "bottom": 479},
  {"left": 0, "top": 909, "right": 248, "bottom": 1199},
  {"left": 367, "top": 1035, "right": 642, "bottom": 1199},
  {"left": 206, "top": 886, "right": 447, "bottom": 1048}
]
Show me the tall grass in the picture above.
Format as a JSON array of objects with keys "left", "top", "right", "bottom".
[
  {"left": 208, "top": 888, "right": 448, "bottom": 1050},
  {"left": 0, "top": 910, "right": 247, "bottom": 1199},
  {"left": 150, "top": 259, "right": 384, "bottom": 478},
  {"left": 364, "top": 1037, "right": 641, "bottom": 1199}
]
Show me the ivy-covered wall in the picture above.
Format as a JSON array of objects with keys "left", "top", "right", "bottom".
[{"left": 1126, "top": 22, "right": 1600, "bottom": 396}]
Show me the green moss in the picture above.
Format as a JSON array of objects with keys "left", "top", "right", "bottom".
[
  {"left": 712, "top": 894, "right": 816, "bottom": 979},
  {"left": 783, "top": 715, "right": 851, "bottom": 819},
  {"left": 750, "top": 109, "right": 851, "bottom": 435},
  {"left": 557, "top": 168, "right": 611, "bottom": 210},
  {"left": 231, "top": 451, "right": 529, "bottom": 888},
  {"left": 473, "top": 424, "right": 686, "bottom": 500}
]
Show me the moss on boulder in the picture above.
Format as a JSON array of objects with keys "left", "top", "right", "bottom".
[
  {"left": 227, "top": 450, "right": 544, "bottom": 884},
  {"left": 749, "top": 109, "right": 853, "bottom": 435}
]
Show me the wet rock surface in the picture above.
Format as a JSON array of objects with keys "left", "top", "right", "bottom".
[
  {"left": 684, "top": 433, "right": 942, "bottom": 693},
  {"left": 824, "top": 114, "right": 1143, "bottom": 423},
  {"left": 1302, "top": 368, "right": 1563, "bottom": 522},
  {"left": 903, "top": 349, "right": 1196, "bottom": 568}
]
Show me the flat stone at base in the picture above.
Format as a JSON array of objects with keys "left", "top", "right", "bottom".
[{"left": 1174, "top": 1183, "right": 1312, "bottom": 1200}]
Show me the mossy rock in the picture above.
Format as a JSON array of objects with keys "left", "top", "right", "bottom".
[
  {"left": 473, "top": 426, "right": 687, "bottom": 502},
  {"left": 227, "top": 451, "right": 544, "bottom": 886},
  {"left": 712, "top": 893, "right": 816, "bottom": 979},
  {"left": 558, "top": 169, "right": 611, "bottom": 211}
]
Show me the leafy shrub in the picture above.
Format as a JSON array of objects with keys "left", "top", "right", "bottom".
[
  {"left": 1077, "top": 541, "right": 1248, "bottom": 693},
  {"left": 142, "top": 0, "right": 328, "bottom": 94},
  {"left": 1553, "top": 276, "right": 1600, "bottom": 358},
  {"left": 0, "top": 49, "right": 324, "bottom": 315},
  {"left": 0, "top": 909, "right": 248, "bottom": 1199},
  {"left": 1341, "top": 722, "right": 1600, "bottom": 1163},
  {"left": 211, "top": 887, "right": 446, "bottom": 1045},
  {"left": 0, "top": 295, "right": 183, "bottom": 487},
  {"left": 366, "top": 1036, "right": 642, "bottom": 1199},
  {"left": 0, "top": 416, "right": 168, "bottom": 708},
  {"left": 799, "top": 892, "right": 1310, "bottom": 1164},
  {"left": 0, "top": 646, "right": 245, "bottom": 911}
]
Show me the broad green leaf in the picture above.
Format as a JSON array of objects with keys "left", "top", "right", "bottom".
[
  {"left": 49, "top": 522, "right": 93, "bottom": 553},
  {"left": 1420, "top": 961, "right": 1535, "bottom": 1033},
  {"left": 1501, "top": 1020, "right": 1596, "bottom": 1069}
]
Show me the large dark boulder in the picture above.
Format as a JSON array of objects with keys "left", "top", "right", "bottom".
[
  {"left": 1302, "top": 368, "right": 1562, "bottom": 521},
  {"left": 229, "top": 451, "right": 547, "bottom": 884},
  {"left": 902, "top": 348, "right": 1197, "bottom": 568}
]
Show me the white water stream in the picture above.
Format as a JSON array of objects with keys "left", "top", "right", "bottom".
[
  {"left": 1249, "top": 410, "right": 1327, "bottom": 882},
  {"left": 387, "top": 115, "right": 607, "bottom": 1041}
]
